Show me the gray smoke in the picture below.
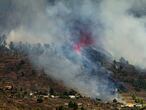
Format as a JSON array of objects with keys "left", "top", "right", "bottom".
[
  {"left": 3, "top": 0, "right": 146, "bottom": 100},
  {"left": 100, "top": 0, "right": 146, "bottom": 68},
  {"left": 4, "top": 0, "right": 117, "bottom": 100}
]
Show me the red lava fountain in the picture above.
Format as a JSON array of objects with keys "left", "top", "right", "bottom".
[{"left": 73, "top": 31, "right": 95, "bottom": 54}]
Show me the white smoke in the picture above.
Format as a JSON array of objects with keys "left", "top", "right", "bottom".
[
  {"left": 5, "top": 0, "right": 118, "bottom": 101},
  {"left": 4, "top": 0, "right": 146, "bottom": 100},
  {"left": 8, "top": 0, "right": 146, "bottom": 69},
  {"left": 100, "top": 0, "right": 146, "bottom": 68}
]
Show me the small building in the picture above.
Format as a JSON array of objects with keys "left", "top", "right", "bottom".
[
  {"left": 50, "top": 95, "right": 59, "bottom": 98},
  {"left": 2, "top": 82, "right": 13, "bottom": 90},
  {"left": 77, "top": 103, "right": 83, "bottom": 106},
  {"left": 43, "top": 95, "right": 49, "bottom": 99},
  {"left": 51, "top": 95, "right": 55, "bottom": 98},
  {"left": 135, "top": 104, "right": 142, "bottom": 108},
  {"left": 69, "top": 95, "right": 76, "bottom": 99},
  {"left": 29, "top": 92, "right": 33, "bottom": 96}
]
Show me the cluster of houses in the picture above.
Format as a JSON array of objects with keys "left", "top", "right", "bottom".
[
  {"left": 121, "top": 93, "right": 144, "bottom": 108},
  {"left": 26, "top": 87, "right": 81, "bottom": 101},
  {"left": 29, "top": 92, "right": 80, "bottom": 100},
  {"left": 0, "top": 81, "right": 145, "bottom": 109},
  {"left": 0, "top": 81, "right": 81, "bottom": 99}
]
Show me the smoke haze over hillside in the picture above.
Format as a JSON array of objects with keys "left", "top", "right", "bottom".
[{"left": 1, "top": 0, "right": 146, "bottom": 100}]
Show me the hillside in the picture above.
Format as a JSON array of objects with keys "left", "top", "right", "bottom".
[
  {"left": 0, "top": 50, "right": 145, "bottom": 109},
  {"left": 104, "top": 58, "right": 146, "bottom": 108},
  {"left": 0, "top": 40, "right": 146, "bottom": 110},
  {"left": 0, "top": 53, "right": 125, "bottom": 110}
]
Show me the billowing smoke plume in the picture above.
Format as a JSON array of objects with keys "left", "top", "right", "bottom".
[
  {"left": 2, "top": 0, "right": 146, "bottom": 100},
  {"left": 100, "top": 0, "right": 146, "bottom": 68}
]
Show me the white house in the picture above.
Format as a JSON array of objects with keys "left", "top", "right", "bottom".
[{"left": 69, "top": 95, "right": 76, "bottom": 99}]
